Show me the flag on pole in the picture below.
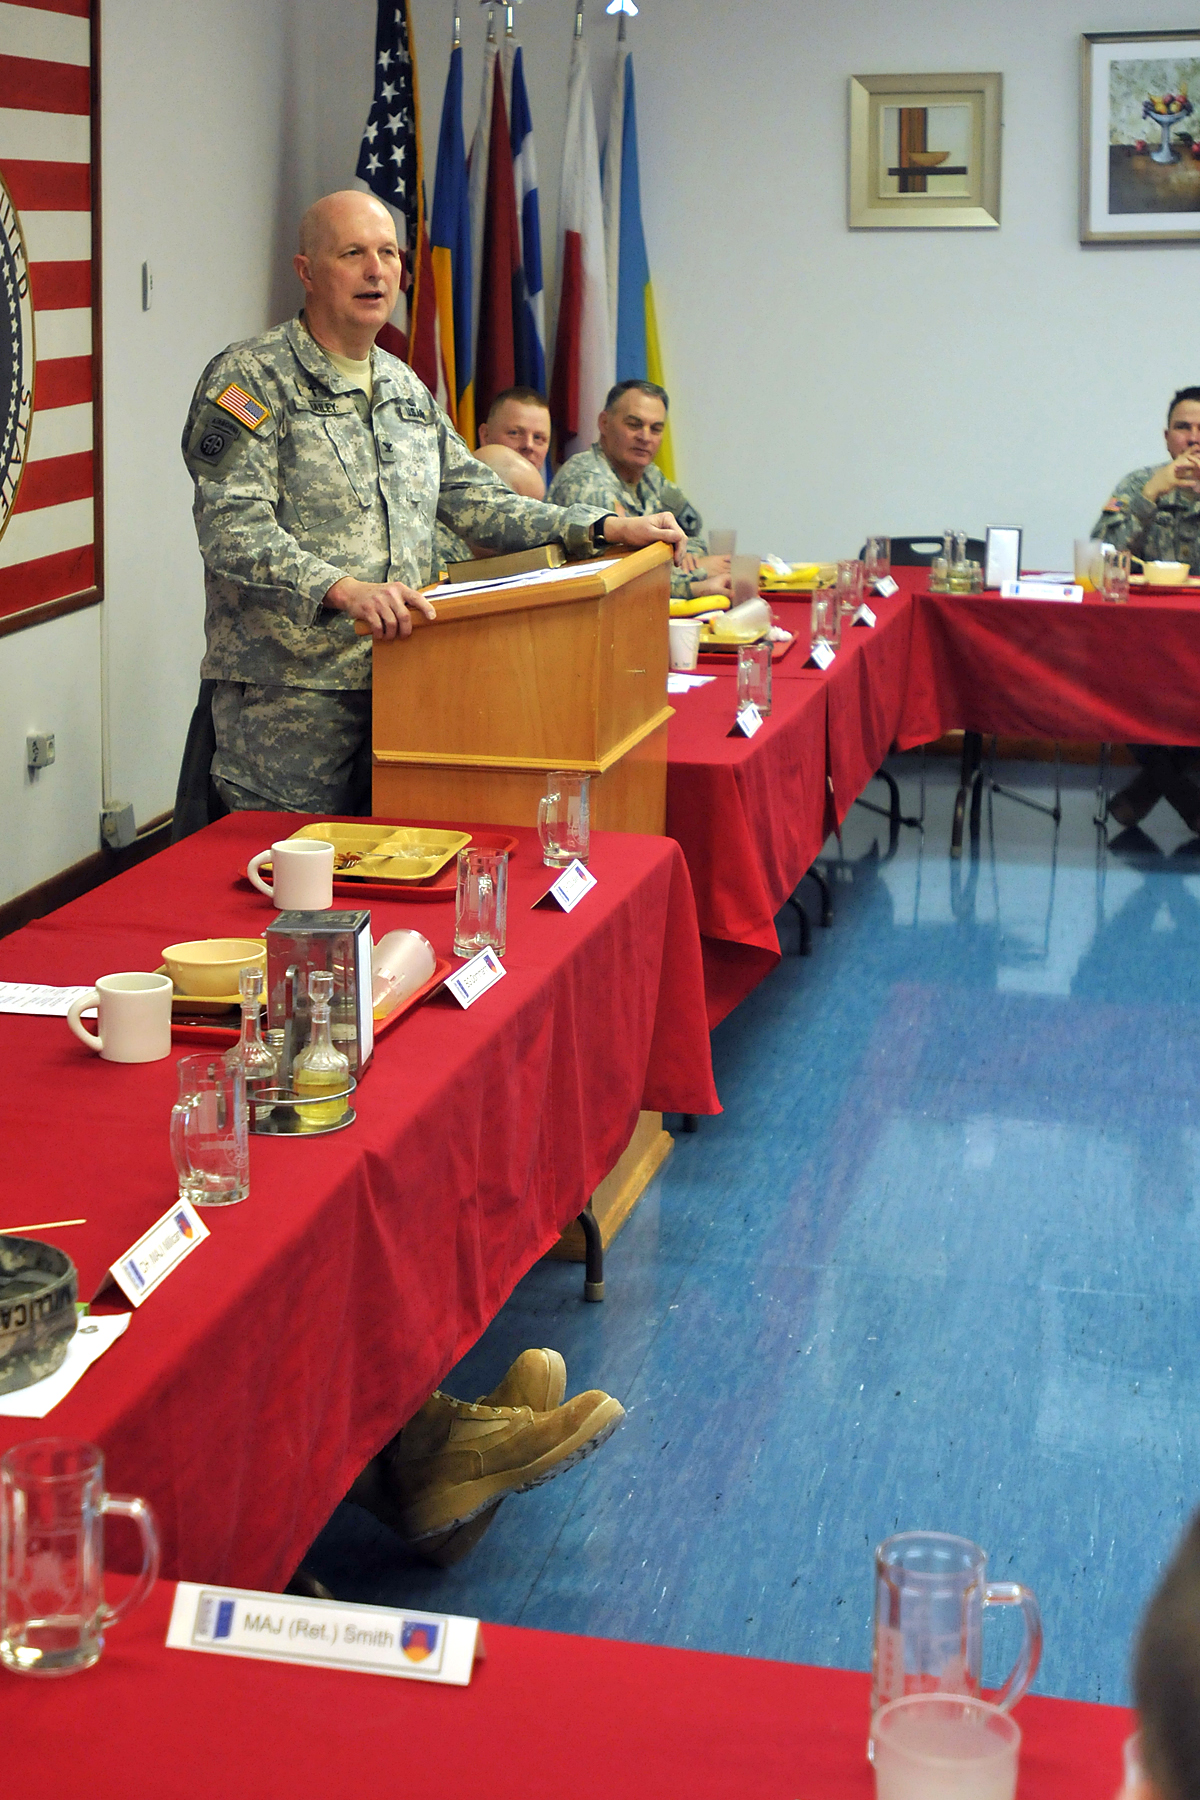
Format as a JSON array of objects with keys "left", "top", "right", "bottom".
[
  {"left": 356, "top": 0, "right": 444, "bottom": 399},
  {"left": 602, "top": 43, "right": 674, "bottom": 478},
  {"left": 474, "top": 56, "right": 521, "bottom": 423},
  {"left": 430, "top": 42, "right": 474, "bottom": 442},
  {"left": 466, "top": 29, "right": 500, "bottom": 436},
  {"left": 507, "top": 46, "right": 546, "bottom": 397},
  {"left": 550, "top": 30, "right": 612, "bottom": 465}
]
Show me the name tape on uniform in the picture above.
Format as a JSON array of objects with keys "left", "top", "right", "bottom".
[
  {"left": 167, "top": 1582, "right": 482, "bottom": 1686},
  {"left": 728, "top": 703, "right": 764, "bottom": 739},
  {"left": 446, "top": 947, "right": 507, "bottom": 1009},
  {"left": 1000, "top": 581, "right": 1083, "bottom": 603},
  {"left": 109, "top": 1200, "right": 210, "bottom": 1307},
  {"left": 806, "top": 640, "right": 836, "bottom": 671},
  {"left": 534, "top": 860, "right": 597, "bottom": 913},
  {"left": 852, "top": 603, "right": 877, "bottom": 628}
]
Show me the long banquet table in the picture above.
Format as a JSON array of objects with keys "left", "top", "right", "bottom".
[
  {"left": 0, "top": 813, "right": 718, "bottom": 1589},
  {"left": 1, "top": 1573, "right": 1134, "bottom": 1799}
]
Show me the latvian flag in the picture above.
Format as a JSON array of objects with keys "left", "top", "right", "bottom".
[{"left": 0, "top": 0, "right": 95, "bottom": 627}]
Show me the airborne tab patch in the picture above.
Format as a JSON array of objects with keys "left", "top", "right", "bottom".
[{"left": 215, "top": 383, "right": 270, "bottom": 431}]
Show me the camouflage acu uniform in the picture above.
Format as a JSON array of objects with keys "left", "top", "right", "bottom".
[
  {"left": 432, "top": 520, "right": 472, "bottom": 575},
  {"left": 1092, "top": 465, "right": 1200, "bottom": 572},
  {"left": 182, "top": 317, "right": 606, "bottom": 810},
  {"left": 548, "top": 443, "right": 705, "bottom": 600}
]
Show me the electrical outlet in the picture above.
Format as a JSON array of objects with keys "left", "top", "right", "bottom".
[
  {"left": 101, "top": 801, "right": 136, "bottom": 849},
  {"left": 26, "top": 732, "right": 55, "bottom": 770}
]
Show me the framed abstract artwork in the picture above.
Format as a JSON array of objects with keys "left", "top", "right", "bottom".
[
  {"left": 1082, "top": 30, "right": 1200, "bottom": 242},
  {"left": 848, "top": 72, "right": 1002, "bottom": 230},
  {"left": 0, "top": 0, "right": 99, "bottom": 637}
]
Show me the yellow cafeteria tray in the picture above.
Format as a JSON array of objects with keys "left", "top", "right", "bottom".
[{"left": 289, "top": 822, "right": 471, "bottom": 883}]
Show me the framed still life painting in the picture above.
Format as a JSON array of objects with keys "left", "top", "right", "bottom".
[{"left": 1082, "top": 30, "right": 1200, "bottom": 242}]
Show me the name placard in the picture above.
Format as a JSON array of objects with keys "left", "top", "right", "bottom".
[
  {"left": 728, "top": 703, "right": 764, "bottom": 739},
  {"left": 852, "top": 603, "right": 877, "bottom": 628},
  {"left": 806, "top": 640, "right": 836, "bottom": 671},
  {"left": 445, "top": 947, "right": 506, "bottom": 1009},
  {"left": 1000, "top": 580, "right": 1083, "bottom": 603},
  {"left": 109, "top": 1200, "right": 210, "bottom": 1307},
  {"left": 534, "top": 859, "right": 597, "bottom": 914},
  {"left": 872, "top": 576, "right": 899, "bottom": 598},
  {"left": 167, "top": 1582, "right": 482, "bottom": 1686}
]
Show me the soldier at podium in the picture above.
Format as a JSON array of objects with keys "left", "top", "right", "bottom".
[{"left": 181, "top": 190, "right": 684, "bottom": 817}]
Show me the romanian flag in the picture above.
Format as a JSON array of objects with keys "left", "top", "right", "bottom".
[
  {"left": 431, "top": 43, "right": 474, "bottom": 442},
  {"left": 602, "top": 44, "right": 674, "bottom": 479},
  {"left": 550, "top": 32, "right": 611, "bottom": 465}
]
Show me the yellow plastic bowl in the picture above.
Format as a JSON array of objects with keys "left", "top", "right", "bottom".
[{"left": 161, "top": 938, "right": 265, "bottom": 998}]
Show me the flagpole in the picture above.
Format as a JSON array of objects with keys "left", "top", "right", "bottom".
[
  {"left": 617, "top": 11, "right": 626, "bottom": 41},
  {"left": 452, "top": 4, "right": 460, "bottom": 49},
  {"left": 575, "top": 0, "right": 583, "bottom": 36},
  {"left": 504, "top": 4, "right": 514, "bottom": 36}
]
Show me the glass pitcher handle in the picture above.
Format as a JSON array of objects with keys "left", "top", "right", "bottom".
[
  {"left": 170, "top": 1097, "right": 198, "bottom": 1188},
  {"left": 984, "top": 1581, "right": 1043, "bottom": 1709},
  {"left": 99, "top": 1494, "right": 160, "bottom": 1628}
]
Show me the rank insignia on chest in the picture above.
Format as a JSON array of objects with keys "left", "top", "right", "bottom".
[{"left": 214, "top": 383, "right": 270, "bottom": 431}]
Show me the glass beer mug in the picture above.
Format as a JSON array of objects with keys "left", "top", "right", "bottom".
[{"left": 870, "top": 1532, "right": 1042, "bottom": 1748}]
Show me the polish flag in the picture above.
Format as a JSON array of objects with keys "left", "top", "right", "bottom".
[{"left": 549, "top": 33, "right": 611, "bottom": 466}]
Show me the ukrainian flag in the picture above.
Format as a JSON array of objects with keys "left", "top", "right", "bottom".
[
  {"left": 431, "top": 43, "right": 474, "bottom": 445},
  {"left": 603, "top": 45, "right": 674, "bottom": 480}
]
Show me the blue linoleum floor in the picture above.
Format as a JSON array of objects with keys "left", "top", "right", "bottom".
[{"left": 306, "top": 755, "right": 1200, "bottom": 1706}]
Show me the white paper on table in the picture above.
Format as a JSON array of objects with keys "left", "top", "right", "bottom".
[
  {"left": 0, "top": 1313, "right": 131, "bottom": 1418},
  {"left": 0, "top": 982, "right": 91, "bottom": 1017},
  {"left": 434, "top": 558, "right": 620, "bottom": 600},
  {"left": 667, "top": 674, "right": 716, "bottom": 693}
]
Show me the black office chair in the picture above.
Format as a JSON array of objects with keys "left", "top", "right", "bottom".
[{"left": 875, "top": 536, "right": 986, "bottom": 567}]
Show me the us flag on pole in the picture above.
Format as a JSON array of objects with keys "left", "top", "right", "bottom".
[
  {"left": 0, "top": 0, "right": 96, "bottom": 627},
  {"left": 356, "top": 0, "right": 443, "bottom": 400}
]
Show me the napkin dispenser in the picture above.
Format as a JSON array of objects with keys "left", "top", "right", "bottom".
[{"left": 265, "top": 910, "right": 374, "bottom": 1079}]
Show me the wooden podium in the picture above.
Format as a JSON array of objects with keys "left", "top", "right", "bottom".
[
  {"left": 369, "top": 542, "right": 673, "bottom": 832},
  {"left": 368, "top": 542, "right": 676, "bottom": 1275}
]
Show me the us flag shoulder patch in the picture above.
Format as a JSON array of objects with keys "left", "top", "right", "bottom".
[{"left": 214, "top": 384, "right": 270, "bottom": 431}]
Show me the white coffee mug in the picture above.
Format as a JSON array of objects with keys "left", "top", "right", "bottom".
[
  {"left": 66, "top": 973, "right": 174, "bottom": 1064},
  {"left": 247, "top": 839, "right": 334, "bottom": 910}
]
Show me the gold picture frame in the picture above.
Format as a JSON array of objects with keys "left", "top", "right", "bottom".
[
  {"left": 1081, "top": 30, "right": 1200, "bottom": 243},
  {"left": 848, "top": 72, "right": 1002, "bottom": 230}
]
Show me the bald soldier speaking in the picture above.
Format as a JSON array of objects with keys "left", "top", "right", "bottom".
[{"left": 182, "top": 191, "right": 684, "bottom": 815}]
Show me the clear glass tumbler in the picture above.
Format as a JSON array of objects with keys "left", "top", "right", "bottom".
[
  {"left": 1102, "top": 547, "right": 1130, "bottom": 603},
  {"left": 537, "top": 772, "right": 591, "bottom": 868},
  {"left": 170, "top": 1052, "right": 250, "bottom": 1206},
  {"left": 863, "top": 536, "right": 891, "bottom": 586},
  {"left": 837, "top": 558, "right": 865, "bottom": 614},
  {"left": 455, "top": 846, "right": 509, "bottom": 957},
  {"left": 737, "top": 641, "right": 772, "bottom": 716},
  {"left": 0, "top": 1437, "right": 159, "bottom": 1676}
]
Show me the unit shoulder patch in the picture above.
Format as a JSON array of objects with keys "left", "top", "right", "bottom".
[{"left": 214, "top": 382, "right": 271, "bottom": 431}]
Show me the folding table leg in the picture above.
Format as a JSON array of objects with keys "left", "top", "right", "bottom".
[
  {"left": 806, "top": 864, "right": 834, "bottom": 927},
  {"left": 1094, "top": 743, "right": 1112, "bottom": 828},
  {"left": 577, "top": 1202, "right": 604, "bottom": 1302},
  {"left": 678, "top": 1114, "right": 699, "bottom": 1133},
  {"left": 951, "top": 732, "right": 984, "bottom": 858},
  {"left": 786, "top": 891, "right": 813, "bottom": 955}
]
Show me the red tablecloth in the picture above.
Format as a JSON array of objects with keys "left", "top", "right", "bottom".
[
  {"left": 666, "top": 674, "right": 829, "bottom": 1025},
  {"left": 1, "top": 1575, "right": 1133, "bottom": 1800},
  {"left": 901, "top": 587, "right": 1200, "bottom": 745},
  {"left": 0, "top": 814, "right": 717, "bottom": 1588}
]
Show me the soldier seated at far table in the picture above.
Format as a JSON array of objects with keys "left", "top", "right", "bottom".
[
  {"left": 549, "top": 379, "right": 731, "bottom": 604},
  {"left": 1092, "top": 386, "right": 1200, "bottom": 836}
]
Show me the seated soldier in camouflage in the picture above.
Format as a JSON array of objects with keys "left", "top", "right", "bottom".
[
  {"left": 433, "top": 444, "right": 547, "bottom": 574},
  {"left": 1093, "top": 388, "right": 1200, "bottom": 833},
  {"left": 181, "top": 191, "right": 684, "bottom": 815},
  {"left": 549, "top": 380, "right": 730, "bottom": 604}
]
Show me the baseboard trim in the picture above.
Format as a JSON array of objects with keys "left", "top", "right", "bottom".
[{"left": 0, "top": 812, "right": 174, "bottom": 940}]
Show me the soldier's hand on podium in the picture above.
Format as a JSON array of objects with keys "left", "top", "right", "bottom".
[
  {"left": 602, "top": 512, "right": 687, "bottom": 563},
  {"left": 324, "top": 576, "right": 439, "bottom": 639}
]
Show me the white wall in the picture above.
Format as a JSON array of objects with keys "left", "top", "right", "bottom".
[
  {"left": 5, "top": 0, "right": 1200, "bottom": 904},
  {"left": 0, "top": 0, "right": 297, "bottom": 905}
]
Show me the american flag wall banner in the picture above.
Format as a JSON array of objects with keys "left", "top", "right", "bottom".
[{"left": 0, "top": 0, "right": 97, "bottom": 630}]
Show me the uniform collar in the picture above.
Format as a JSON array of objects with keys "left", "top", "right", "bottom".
[
  {"left": 288, "top": 314, "right": 390, "bottom": 399},
  {"left": 591, "top": 441, "right": 652, "bottom": 498}
]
